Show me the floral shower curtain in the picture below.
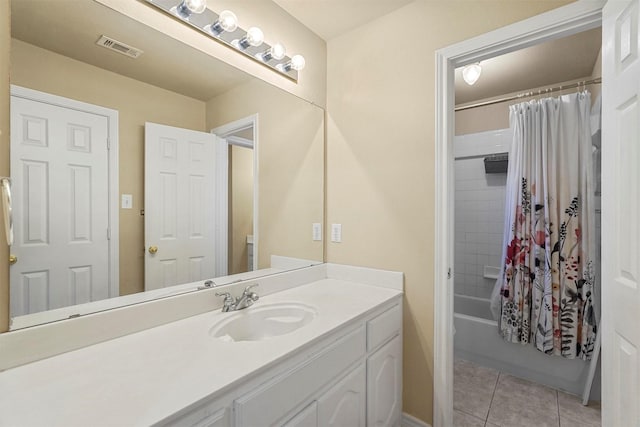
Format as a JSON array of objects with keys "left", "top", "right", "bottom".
[{"left": 494, "top": 92, "right": 597, "bottom": 360}]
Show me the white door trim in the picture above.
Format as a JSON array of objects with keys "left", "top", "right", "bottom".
[
  {"left": 433, "top": 2, "right": 604, "bottom": 426},
  {"left": 9, "top": 84, "right": 120, "bottom": 300},
  {"left": 211, "top": 114, "right": 259, "bottom": 275}
]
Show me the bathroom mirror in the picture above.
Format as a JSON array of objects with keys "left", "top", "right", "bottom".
[{"left": 5, "top": 0, "right": 324, "bottom": 329}]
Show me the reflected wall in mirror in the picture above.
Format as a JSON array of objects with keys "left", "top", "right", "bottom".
[{"left": 6, "top": 0, "right": 324, "bottom": 329}]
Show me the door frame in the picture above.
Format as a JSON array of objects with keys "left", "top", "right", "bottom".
[
  {"left": 211, "top": 114, "right": 259, "bottom": 276},
  {"left": 9, "top": 84, "right": 120, "bottom": 300},
  {"left": 433, "top": 1, "right": 604, "bottom": 425}
]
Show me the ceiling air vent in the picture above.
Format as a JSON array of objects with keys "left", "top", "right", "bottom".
[{"left": 96, "top": 35, "right": 144, "bottom": 59}]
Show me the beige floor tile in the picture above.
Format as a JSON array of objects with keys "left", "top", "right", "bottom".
[
  {"left": 492, "top": 373, "right": 558, "bottom": 405},
  {"left": 453, "top": 410, "right": 485, "bottom": 427},
  {"left": 560, "top": 416, "right": 592, "bottom": 427},
  {"left": 557, "top": 391, "right": 601, "bottom": 427},
  {"left": 486, "top": 373, "right": 560, "bottom": 427},
  {"left": 454, "top": 359, "right": 499, "bottom": 420}
]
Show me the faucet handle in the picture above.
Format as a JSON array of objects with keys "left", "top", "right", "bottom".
[
  {"left": 243, "top": 283, "right": 259, "bottom": 294},
  {"left": 215, "top": 291, "right": 233, "bottom": 299},
  {"left": 215, "top": 291, "right": 236, "bottom": 312}
]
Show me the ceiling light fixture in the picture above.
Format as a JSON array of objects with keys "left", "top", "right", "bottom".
[
  {"left": 145, "top": 0, "right": 304, "bottom": 81},
  {"left": 462, "top": 63, "right": 482, "bottom": 86}
]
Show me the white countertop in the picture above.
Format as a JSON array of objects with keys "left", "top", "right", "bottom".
[{"left": 0, "top": 278, "right": 401, "bottom": 426}]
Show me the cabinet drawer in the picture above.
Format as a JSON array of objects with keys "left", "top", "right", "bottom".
[
  {"left": 366, "top": 303, "right": 401, "bottom": 352},
  {"left": 235, "top": 326, "right": 365, "bottom": 426}
]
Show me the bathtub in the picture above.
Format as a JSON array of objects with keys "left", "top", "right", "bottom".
[{"left": 454, "top": 293, "right": 599, "bottom": 398}]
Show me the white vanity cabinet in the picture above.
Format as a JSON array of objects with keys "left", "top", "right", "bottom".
[
  {"left": 366, "top": 304, "right": 403, "bottom": 427},
  {"left": 367, "top": 336, "right": 402, "bottom": 427},
  {"left": 316, "top": 363, "right": 366, "bottom": 426},
  {"left": 159, "top": 299, "right": 402, "bottom": 427},
  {"left": 283, "top": 401, "right": 318, "bottom": 427}
]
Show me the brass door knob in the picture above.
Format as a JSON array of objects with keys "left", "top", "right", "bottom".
[
  {"left": 9, "top": 254, "right": 17, "bottom": 265},
  {"left": 148, "top": 245, "right": 158, "bottom": 255}
]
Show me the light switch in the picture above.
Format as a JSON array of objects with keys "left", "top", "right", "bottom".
[
  {"left": 331, "top": 223, "right": 342, "bottom": 243},
  {"left": 312, "top": 223, "right": 322, "bottom": 241},
  {"left": 121, "top": 194, "right": 133, "bottom": 209}
]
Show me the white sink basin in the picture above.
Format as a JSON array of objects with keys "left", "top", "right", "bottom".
[{"left": 209, "top": 302, "right": 317, "bottom": 342}]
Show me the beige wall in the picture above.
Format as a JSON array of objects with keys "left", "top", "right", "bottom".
[
  {"left": 207, "top": 79, "right": 324, "bottom": 267},
  {"left": 10, "top": 39, "right": 206, "bottom": 296},
  {"left": 0, "top": 0, "right": 10, "bottom": 333},
  {"left": 326, "top": 0, "right": 573, "bottom": 423},
  {"left": 96, "top": 0, "right": 327, "bottom": 108},
  {"left": 229, "top": 145, "right": 254, "bottom": 274}
]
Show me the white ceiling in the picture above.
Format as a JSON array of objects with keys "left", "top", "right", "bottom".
[
  {"left": 272, "top": 0, "right": 414, "bottom": 40},
  {"left": 272, "top": 0, "right": 601, "bottom": 104},
  {"left": 455, "top": 28, "right": 602, "bottom": 105}
]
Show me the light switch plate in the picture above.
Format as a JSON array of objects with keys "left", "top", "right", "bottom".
[
  {"left": 331, "top": 223, "right": 342, "bottom": 243},
  {"left": 121, "top": 194, "right": 133, "bottom": 209},
  {"left": 312, "top": 223, "right": 322, "bottom": 241}
]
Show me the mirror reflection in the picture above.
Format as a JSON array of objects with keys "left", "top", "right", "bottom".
[{"left": 7, "top": 0, "right": 324, "bottom": 329}]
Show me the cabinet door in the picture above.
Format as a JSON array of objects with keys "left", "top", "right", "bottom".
[
  {"left": 318, "top": 364, "right": 366, "bottom": 427},
  {"left": 283, "top": 401, "right": 318, "bottom": 427},
  {"left": 191, "top": 408, "right": 228, "bottom": 427},
  {"left": 367, "top": 335, "right": 402, "bottom": 427}
]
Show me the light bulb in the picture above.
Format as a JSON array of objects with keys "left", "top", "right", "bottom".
[
  {"left": 218, "top": 10, "right": 238, "bottom": 32},
  {"left": 209, "top": 10, "right": 238, "bottom": 35},
  {"left": 270, "top": 43, "right": 286, "bottom": 60},
  {"left": 258, "top": 43, "right": 286, "bottom": 62},
  {"left": 175, "top": 0, "right": 206, "bottom": 18},
  {"left": 277, "top": 54, "right": 306, "bottom": 73},
  {"left": 290, "top": 55, "right": 305, "bottom": 71},
  {"left": 239, "top": 27, "right": 264, "bottom": 48},
  {"left": 462, "top": 63, "right": 482, "bottom": 85}
]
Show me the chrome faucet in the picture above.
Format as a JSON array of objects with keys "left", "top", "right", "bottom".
[{"left": 216, "top": 284, "right": 259, "bottom": 312}]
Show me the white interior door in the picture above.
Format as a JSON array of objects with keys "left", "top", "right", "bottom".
[
  {"left": 10, "top": 95, "right": 111, "bottom": 316},
  {"left": 144, "top": 122, "right": 216, "bottom": 290},
  {"left": 602, "top": 0, "right": 640, "bottom": 425}
]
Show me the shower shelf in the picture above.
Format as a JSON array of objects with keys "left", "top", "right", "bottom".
[{"left": 483, "top": 266, "right": 500, "bottom": 280}]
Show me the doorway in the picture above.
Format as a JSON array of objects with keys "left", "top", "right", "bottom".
[
  {"left": 433, "top": 3, "right": 604, "bottom": 426},
  {"left": 211, "top": 115, "right": 259, "bottom": 277}
]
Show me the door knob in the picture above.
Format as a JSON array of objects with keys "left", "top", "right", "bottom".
[
  {"left": 9, "top": 254, "right": 17, "bottom": 265},
  {"left": 148, "top": 246, "right": 158, "bottom": 255}
]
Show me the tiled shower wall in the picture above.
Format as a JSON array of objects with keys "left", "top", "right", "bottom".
[{"left": 454, "top": 130, "right": 511, "bottom": 299}]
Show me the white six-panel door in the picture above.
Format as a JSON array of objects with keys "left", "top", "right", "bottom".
[
  {"left": 144, "top": 122, "right": 216, "bottom": 290},
  {"left": 602, "top": 0, "right": 640, "bottom": 425},
  {"left": 10, "top": 96, "right": 111, "bottom": 316}
]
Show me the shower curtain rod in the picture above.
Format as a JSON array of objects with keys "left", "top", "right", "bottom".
[{"left": 454, "top": 77, "right": 602, "bottom": 112}]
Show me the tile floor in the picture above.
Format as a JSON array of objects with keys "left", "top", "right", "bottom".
[{"left": 454, "top": 359, "right": 601, "bottom": 427}]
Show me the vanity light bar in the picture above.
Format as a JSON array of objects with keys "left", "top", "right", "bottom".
[{"left": 143, "top": 0, "right": 304, "bottom": 82}]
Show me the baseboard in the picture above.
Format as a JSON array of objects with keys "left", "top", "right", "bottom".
[{"left": 402, "top": 412, "right": 431, "bottom": 427}]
